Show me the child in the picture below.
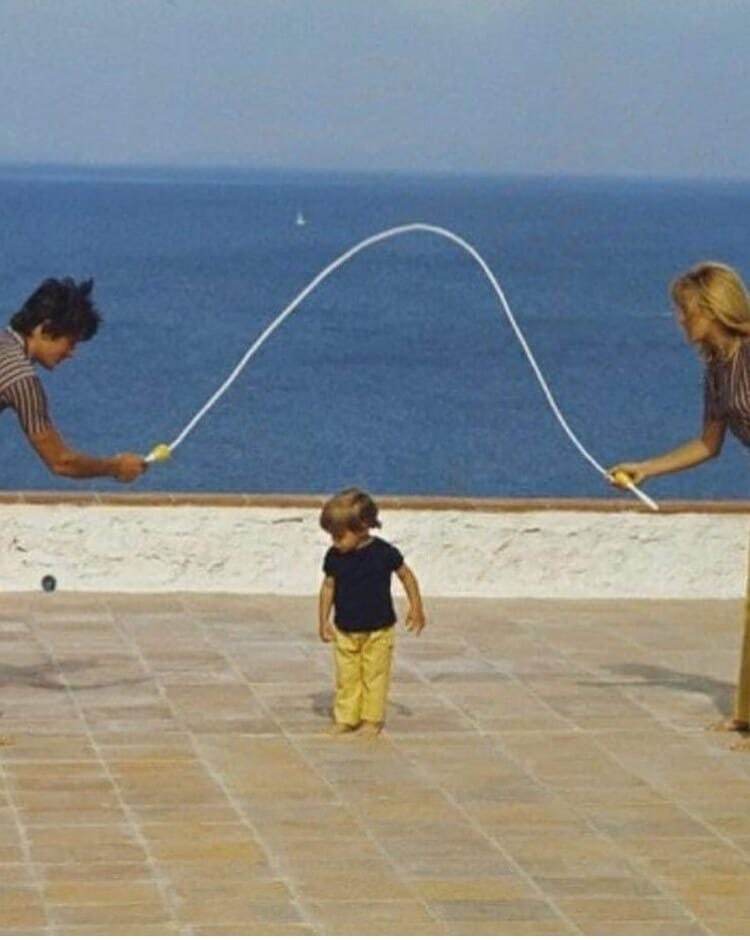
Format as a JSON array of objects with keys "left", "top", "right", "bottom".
[{"left": 318, "top": 487, "right": 426, "bottom": 736}]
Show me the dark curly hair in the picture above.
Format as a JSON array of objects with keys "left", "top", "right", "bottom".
[{"left": 10, "top": 277, "right": 101, "bottom": 341}]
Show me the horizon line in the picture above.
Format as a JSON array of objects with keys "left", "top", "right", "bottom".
[{"left": 0, "top": 160, "right": 748, "bottom": 187}]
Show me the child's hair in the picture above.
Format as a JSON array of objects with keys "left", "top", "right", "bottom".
[
  {"left": 670, "top": 262, "right": 750, "bottom": 339},
  {"left": 319, "top": 487, "right": 382, "bottom": 537}
]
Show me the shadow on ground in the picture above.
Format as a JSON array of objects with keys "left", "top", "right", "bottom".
[
  {"left": 0, "top": 659, "right": 150, "bottom": 692},
  {"left": 581, "top": 662, "right": 735, "bottom": 716}
]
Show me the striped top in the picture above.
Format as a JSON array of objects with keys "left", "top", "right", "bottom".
[
  {"left": 0, "top": 328, "right": 51, "bottom": 436},
  {"left": 704, "top": 339, "right": 750, "bottom": 447}
]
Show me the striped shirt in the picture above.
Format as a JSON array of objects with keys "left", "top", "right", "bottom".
[
  {"left": 704, "top": 339, "right": 750, "bottom": 447},
  {"left": 0, "top": 328, "right": 51, "bottom": 436}
]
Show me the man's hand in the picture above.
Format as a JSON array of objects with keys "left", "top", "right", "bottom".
[
  {"left": 112, "top": 453, "right": 148, "bottom": 483},
  {"left": 30, "top": 425, "right": 147, "bottom": 481},
  {"left": 406, "top": 607, "right": 426, "bottom": 635},
  {"left": 319, "top": 621, "right": 336, "bottom": 643}
]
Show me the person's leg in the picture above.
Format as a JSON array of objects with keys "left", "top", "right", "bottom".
[
  {"left": 332, "top": 629, "right": 364, "bottom": 732},
  {"left": 732, "top": 587, "right": 750, "bottom": 728},
  {"left": 360, "top": 627, "right": 395, "bottom": 734},
  {"left": 711, "top": 551, "right": 750, "bottom": 750},
  {"left": 729, "top": 585, "right": 750, "bottom": 748},
  {"left": 711, "top": 544, "right": 750, "bottom": 738}
]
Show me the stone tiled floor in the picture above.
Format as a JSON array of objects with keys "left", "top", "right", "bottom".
[{"left": 1, "top": 592, "right": 750, "bottom": 934}]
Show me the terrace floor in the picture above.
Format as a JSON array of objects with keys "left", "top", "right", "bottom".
[{"left": 1, "top": 592, "right": 750, "bottom": 935}]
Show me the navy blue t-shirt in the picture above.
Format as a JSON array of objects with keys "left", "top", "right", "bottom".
[{"left": 323, "top": 536, "right": 404, "bottom": 632}]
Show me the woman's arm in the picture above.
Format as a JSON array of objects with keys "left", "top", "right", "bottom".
[{"left": 609, "top": 417, "right": 726, "bottom": 485}]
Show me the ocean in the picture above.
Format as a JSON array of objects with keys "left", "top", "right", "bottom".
[{"left": 1, "top": 166, "right": 749, "bottom": 499}]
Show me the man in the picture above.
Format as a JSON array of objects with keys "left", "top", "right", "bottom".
[{"left": 1, "top": 277, "right": 146, "bottom": 482}]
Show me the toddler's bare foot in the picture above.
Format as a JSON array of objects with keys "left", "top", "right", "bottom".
[
  {"left": 359, "top": 721, "right": 383, "bottom": 736},
  {"left": 0, "top": 736, "right": 13, "bottom": 747},
  {"left": 708, "top": 718, "right": 750, "bottom": 733},
  {"left": 730, "top": 736, "right": 750, "bottom": 751},
  {"left": 328, "top": 722, "right": 358, "bottom": 736}
]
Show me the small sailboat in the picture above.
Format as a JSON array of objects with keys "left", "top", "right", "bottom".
[{"left": 295, "top": 210, "right": 307, "bottom": 227}]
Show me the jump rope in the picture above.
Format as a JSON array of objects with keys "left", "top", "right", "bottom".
[{"left": 143, "top": 222, "right": 658, "bottom": 511}]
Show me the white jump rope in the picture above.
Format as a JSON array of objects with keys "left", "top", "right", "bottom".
[{"left": 145, "top": 222, "right": 658, "bottom": 511}]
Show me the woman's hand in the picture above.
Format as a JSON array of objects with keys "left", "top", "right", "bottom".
[{"left": 607, "top": 462, "right": 648, "bottom": 487}]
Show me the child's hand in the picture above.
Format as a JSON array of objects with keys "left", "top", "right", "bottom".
[
  {"left": 406, "top": 607, "right": 426, "bottom": 635},
  {"left": 319, "top": 621, "right": 336, "bottom": 643}
]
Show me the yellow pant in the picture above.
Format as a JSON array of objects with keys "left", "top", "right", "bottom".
[
  {"left": 333, "top": 626, "right": 395, "bottom": 726},
  {"left": 735, "top": 552, "right": 750, "bottom": 724}
]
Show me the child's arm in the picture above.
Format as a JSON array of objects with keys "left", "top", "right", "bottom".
[
  {"left": 318, "top": 575, "right": 336, "bottom": 642},
  {"left": 396, "top": 564, "right": 426, "bottom": 635}
]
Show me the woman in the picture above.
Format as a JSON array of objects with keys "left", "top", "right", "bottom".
[{"left": 610, "top": 261, "right": 750, "bottom": 749}]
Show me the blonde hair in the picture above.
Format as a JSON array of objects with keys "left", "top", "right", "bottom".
[
  {"left": 319, "top": 487, "right": 382, "bottom": 538},
  {"left": 670, "top": 262, "right": 750, "bottom": 354}
]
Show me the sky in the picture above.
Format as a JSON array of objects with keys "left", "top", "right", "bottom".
[{"left": 1, "top": 0, "right": 749, "bottom": 179}]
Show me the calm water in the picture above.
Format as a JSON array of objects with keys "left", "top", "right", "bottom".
[{"left": 1, "top": 166, "right": 750, "bottom": 499}]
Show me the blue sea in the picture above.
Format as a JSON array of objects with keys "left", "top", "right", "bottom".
[{"left": 1, "top": 165, "right": 750, "bottom": 499}]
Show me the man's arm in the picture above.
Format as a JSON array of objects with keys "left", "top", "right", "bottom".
[
  {"left": 395, "top": 563, "right": 426, "bottom": 634},
  {"left": 29, "top": 424, "right": 146, "bottom": 482},
  {"left": 318, "top": 575, "right": 336, "bottom": 642}
]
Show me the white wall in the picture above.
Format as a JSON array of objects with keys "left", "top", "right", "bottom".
[{"left": 1, "top": 502, "right": 747, "bottom": 597}]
